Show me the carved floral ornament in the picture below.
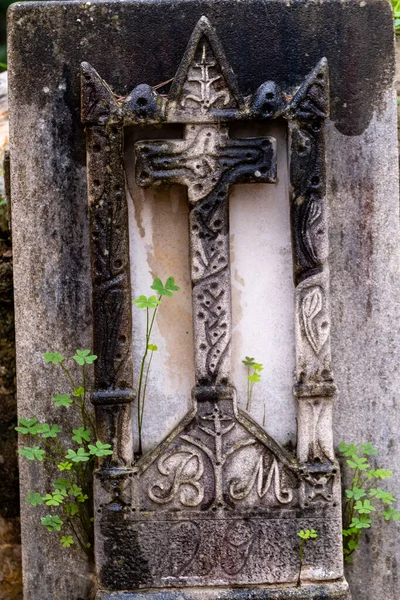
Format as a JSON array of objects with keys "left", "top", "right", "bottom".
[{"left": 81, "top": 16, "right": 348, "bottom": 596}]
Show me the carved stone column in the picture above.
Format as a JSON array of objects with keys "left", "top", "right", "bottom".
[{"left": 82, "top": 71, "right": 134, "bottom": 469}]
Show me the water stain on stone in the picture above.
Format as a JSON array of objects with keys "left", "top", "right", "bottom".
[{"left": 147, "top": 185, "right": 194, "bottom": 397}]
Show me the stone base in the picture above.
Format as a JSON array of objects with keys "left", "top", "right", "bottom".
[{"left": 96, "top": 580, "right": 351, "bottom": 600}]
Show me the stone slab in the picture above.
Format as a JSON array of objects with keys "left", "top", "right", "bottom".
[
  {"left": 7, "top": 1, "right": 398, "bottom": 599},
  {"left": 96, "top": 581, "right": 351, "bottom": 600}
]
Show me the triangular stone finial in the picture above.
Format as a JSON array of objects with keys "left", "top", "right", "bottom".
[
  {"left": 81, "top": 62, "right": 120, "bottom": 124},
  {"left": 288, "top": 57, "right": 329, "bottom": 120},
  {"left": 168, "top": 16, "right": 243, "bottom": 116}
]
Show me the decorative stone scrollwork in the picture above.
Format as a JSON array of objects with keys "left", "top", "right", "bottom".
[{"left": 302, "top": 286, "right": 330, "bottom": 355}]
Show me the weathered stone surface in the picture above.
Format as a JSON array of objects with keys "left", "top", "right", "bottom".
[
  {"left": 97, "top": 583, "right": 351, "bottom": 600},
  {"left": 7, "top": 1, "right": 398, "bottom": 600},
  {"left": 0, "top": 68, "right": 22, "bottom": 600}
]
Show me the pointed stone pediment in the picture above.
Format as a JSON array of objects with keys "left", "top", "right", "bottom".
[
  {"left": 135, "top": 398, "right": 299, "bottom": 514},
  {"left": 288, "top": 58, "right": 329, "bottom": 120},
  {"left": 81, "top": 62, "right": 121, "bottom": 124},
  {"left": 168, "top": 16, "right": 243, "bottom": 119}
]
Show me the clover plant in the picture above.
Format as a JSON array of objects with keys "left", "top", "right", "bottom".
[
  {"left": 242, "top": 356, "right": 263, "bottom": 412},
  {"left": 297, "top": 529, "right": 318, "bottom": 586},
  {"left": 16, "top": 349, "right": 112, "bottom": 559},
  {"left": 132, "top": 276, "right": 180, "bottom": 455},
  {"left": 340, "top": 442, "right": 400, "bottom": 563}
]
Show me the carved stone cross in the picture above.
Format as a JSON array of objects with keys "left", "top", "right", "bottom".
[{"left": 135, "top": 123, "right": 276, "bottom": 388}]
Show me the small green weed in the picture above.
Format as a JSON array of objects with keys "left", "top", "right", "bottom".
[
  {"left": 132, "top": 276, "right": 180, "bottom": 455},
  {"left": 297, "top": 529, "right": 318, "bottom": 586},
  {"left": 242, "top": 356, "right": 263, "bottom": 412}
]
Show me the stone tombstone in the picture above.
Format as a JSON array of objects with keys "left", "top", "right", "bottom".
[{"left": 8, "top": 1, "right": 399, "bottom": 600}]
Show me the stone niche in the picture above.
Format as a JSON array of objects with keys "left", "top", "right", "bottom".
[
  {"left": 8, "top": 1, "right": 399, "bottom": 600},
  {"left": 125, "top": 119, "right": 295, "bottom": 454}
]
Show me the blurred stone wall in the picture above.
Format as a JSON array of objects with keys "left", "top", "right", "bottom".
[{"left": 0, "top": 70, "right": 22, "bottom": 600}]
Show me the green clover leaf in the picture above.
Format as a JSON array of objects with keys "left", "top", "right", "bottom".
[
  {"left": 44, "top": 352, "right": 64, "bottom": 365},
  {"left": 309, "top": 529, "right": 318, "bottom": 538},
  {"left": 348, "top": 540, "right": 359, "bottom": 551},
  {"left": 73, "top": 387, "right": 84, "bottom": 397},
  {"left": 346, "top": 487, "right": 366, "bottom": 501},
  {"left": 25, "top": 492, "right": 44, "bottom": 507},
  {"left": 383, "top": 508, "right": 400, "bottom": 521},
  {"left": 242, "top": 356, "right": 255, "bottom": 367},
  {"left": 151, "top": 276, "right": 180, "bottom": 297},
  {"left": 72, "top": 427, "right": 91, "bottom": 444},
  {"left": 53, "top": 479, "right": 70, "bottom": 491},
  {"left": 342, "top": 527, "right": 359, "bottom": 537},
  {"left": 65, "top": 503, "right": 79, "bottom": 516},
  {"left": 52, "top": 393, "right": 73, "bottom": 407},
  {"left": 15, "top": 418, "right": 42, "bottom": 435},
  {"left": 340, "top": 442, "right": 358, "bottom": 458},
  {"left": 60, "top": 535, "right": 74, "bottom": 548},
  {"left": 133, "top": 295, "right": 160, "bottom": 309},
  {"left": 18, "top": 446, "right": 45, "bottom": 461},
  {"left": 345, "top": 555, "right": 354, "bottom": 564},
  {"left": 68, "top": 485, "right": 83, "bottom": 498},
  {"left": 57, "top": 461, "right": 73, "bottom": 471},
  {"left": 347, "top": 456, "right": 369, "bottom": 471},
  {"left": 88, "top": 440, "right": 113, "bottom": 457},
  {"left": 41, "top": 515, "right": 63, "bottom": 532},
  {"left": 73, "top": 349, "right": 97, "bottom": 366},
  {"left": 354, "top": 499, "right": 375, "bottom": 514},
  {"left": 366, "top": 468, "right": 391, "bottom": 480},
  {"left": 252, "top": 363, "right": 264, "bottom": 372},
  {"left": 65, "top": 448, "right": 90, "bottom": 462},
  {"left": 369, "top": 488, "right": 396, "bottom": 505},
  {"left": 41, "top": 424, "right": 61, "bottom": 439},
  {"left": 147, "top": 344, "right": 158, "bottom": 351},
  {"left": 43, "top": 492, "right": 65, "bottom": 506},
  {"left": 360, "top": 443, "right": 378, "bottom": 456},
  {"left": 298, "top": 529, "right": 318, "bottom": 540},
  {"left": 248, "top": 373, "right": 261, "bottom": 383},
  {"left": 350, "top": 515, "right": 372, "bottom": 529}
]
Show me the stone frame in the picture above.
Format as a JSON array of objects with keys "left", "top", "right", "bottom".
[{"left": 81, "top": 16, "right": 349, "bottom": 600}]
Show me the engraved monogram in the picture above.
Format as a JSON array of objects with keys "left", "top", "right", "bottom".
[
  {"left": 229, "top": 456, "right": 293, "bottom": 504},
  {"left": 148, "top": 448, "right": 204, "bottom": 506},
  {"left": 142, "top": 403, "right": 298, "bottom": 511}
]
